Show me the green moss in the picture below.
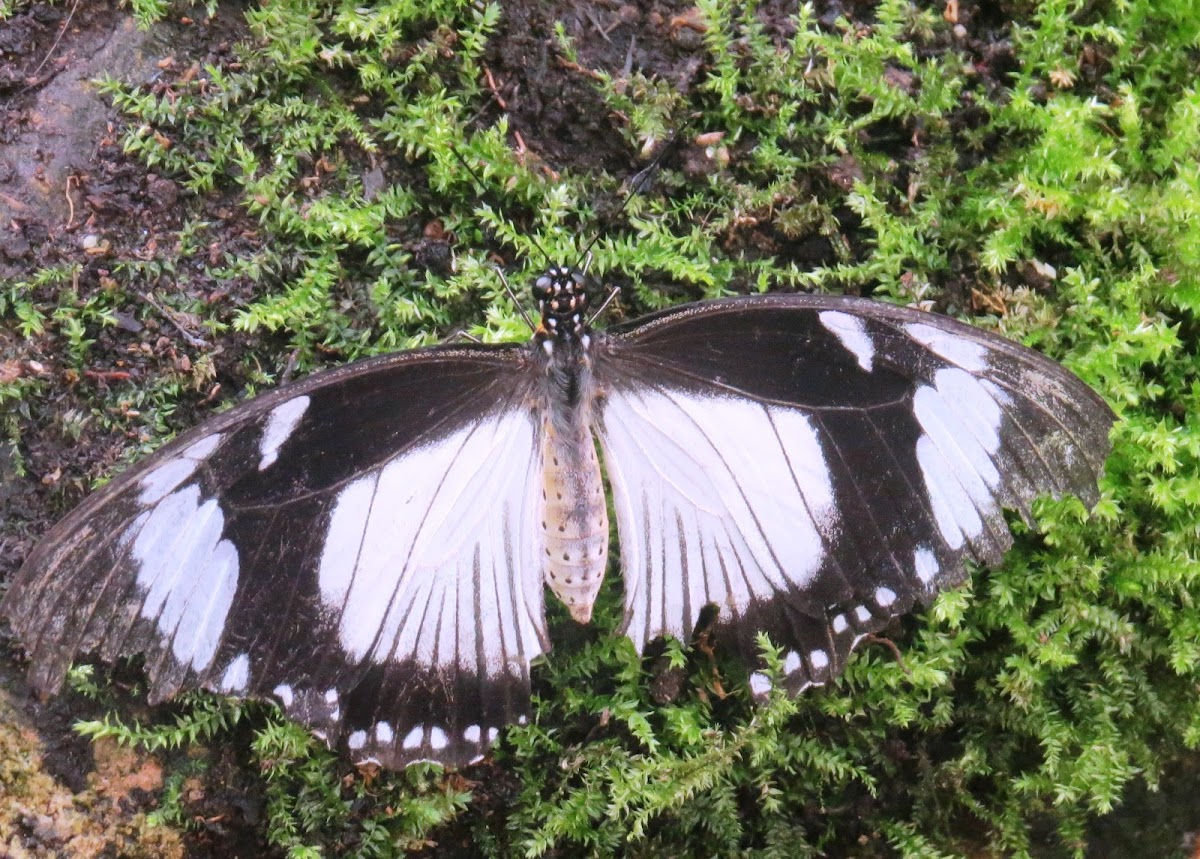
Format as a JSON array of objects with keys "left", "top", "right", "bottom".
[{"left": 5, "top": 0, "right": 1200, "bottom": 856}]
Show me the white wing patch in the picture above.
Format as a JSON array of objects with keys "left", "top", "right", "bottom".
[
  {"left": 905, "top": 323, "right": 988, "bottom": 372},
  {"left": 219, "top": 653, "right": 250, "bottom": 693},
  {"left": 316, "top": 410, "right": 547, "bottom": 678},
  {"left": 127, "top": 483, "right": 238, "bottom": 672},
  {"left": 914, "top": 546, "right": 939, "bottom": 585},
  {"left": 138, "top": 433, "right": 225, "bottom": 504},
  {"left": 913, "top": 368, "right": 1004, "bottom": 550},
  {"left": 598, "top": 388, "right": 836, "bottom": 649},
  {"left": 819, "top": 310, "right": 874, "bottom": 371},
  {"left": 259, "top": 396, "right": 311, "bottom": 471}
]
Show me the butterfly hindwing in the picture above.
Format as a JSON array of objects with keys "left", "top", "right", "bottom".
[
  {"left": 593, "top": 295, "right": 1113, "bottom": 695},
  {"left": 3, "top": 345, "right": 548, "bottom": 768}
]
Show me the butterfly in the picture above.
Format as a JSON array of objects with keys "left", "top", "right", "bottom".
[{"left": 0, "top": 268, "right": 1114, "bottom": 769}]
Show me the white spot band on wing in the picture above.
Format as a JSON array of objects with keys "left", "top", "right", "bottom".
[
  {"left": 913, "top": 367, "right": 1005, "bottom": 551},
  {"left": 905, "top": 323, "right": 988, "bottom": 372},
  {"left": 129, "top": 484, "right": 238, "bottom": 672},
  {"left": 219, "top": 653, "right": 250, "bottom": 693},
  {"left": 819, "top": 310, "right": 875, "bottom": 372},
  {"left": 258, "top": 396, "right": 311, "bottom": 471},
  {"left": 914, "top": 547, "right": 938, "bottom": 585},
  {"left": 597, "top": 388, "right": 836, "bottom": 651},
  {"left": 137, "top": 433, "right": 225, "bottom": 504},
  {"left": 316, "top": 410, "right": 547, "bottom": 684}
]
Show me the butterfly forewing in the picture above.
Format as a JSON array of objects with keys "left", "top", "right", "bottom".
[
  {"left": 3, "top": 345, "right": 549, "bottom": 768},
  {"left": 593, "top": 295, "right": 1113, "bottom": 695}
]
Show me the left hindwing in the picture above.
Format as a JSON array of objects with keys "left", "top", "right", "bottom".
[
  {"left": 592, "top": 295, "right": 1113, "bottom": 695},
  {"left": 3, "top": 345, "right": 548, "bottom": 768}
]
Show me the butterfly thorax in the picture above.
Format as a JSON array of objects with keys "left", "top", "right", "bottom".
[{"left": 532, "top": 266, "right": 608, "bottom": 623}]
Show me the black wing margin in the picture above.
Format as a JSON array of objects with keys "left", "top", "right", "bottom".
[
  {"left": 2, "top": 345, "right": 548, "bottom": 768},
  {"left": 592, "top": 294, "right": 1114, "bottom": 697}
]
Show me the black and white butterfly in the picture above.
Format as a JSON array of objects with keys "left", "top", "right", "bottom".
[{"left": 1, "top": 268, "right": 1114, "bottom": 769}]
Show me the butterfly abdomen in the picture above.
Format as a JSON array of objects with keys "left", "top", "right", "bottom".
[
  {"left": 539, "top": 414, "right": 609, "bottom": 623},
  {"left": 535, "top": 326, "right": 609, "bottom": 624}
]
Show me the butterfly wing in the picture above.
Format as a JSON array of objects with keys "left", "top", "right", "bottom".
[
  {"left": 592, "top": 294, "right": 1113, "bottom": 695},
  {"left": 2, "top": 345, "right": 548, "bottom": 768}
]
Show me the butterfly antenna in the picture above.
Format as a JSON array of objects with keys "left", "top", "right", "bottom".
[
  {"left": 587, "top": 286, "right": 621, "bottom": 327},
  {"left": 442, "top": 328, "right": 483, "bottom": 345},
  {"left": 495, "top": 266, "right": 537, "bottom": 332},
  {"left": 572, "top": 129, "right": 685, "bottom": 274},
  {"left": 450, "top": 143, "right": 557, "bottom": 288}
]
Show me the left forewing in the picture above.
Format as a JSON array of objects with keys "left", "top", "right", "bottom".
[{"left": 3, "top": 346, "right": 549, "bottom": 768}]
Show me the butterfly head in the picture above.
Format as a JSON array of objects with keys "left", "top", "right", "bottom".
[{"left": 533, "top": 266, "right": 590, "bottom": 345}]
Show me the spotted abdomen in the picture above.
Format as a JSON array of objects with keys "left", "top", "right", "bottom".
[{"left": 540, "top": 425, "right": 608, "bottom": 623}]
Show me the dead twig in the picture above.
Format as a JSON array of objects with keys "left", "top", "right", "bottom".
[
  {"left": 137, "top": 292, "right": 210, "bottom": 348},
  {"left": 84, "top": 369, "right": 132, "bottom": 383},
  {"left": 279, "top": 348, "right": 301, "bottom": 386},
  {"left": 22, "top": 0, "right": 81, "bottom": 88},
  {"left": 555, "top": 56, "right": 605, "bottom": 81},
  {"left": 863, "top": 633, "right": 911, "bottom": 674},
  {"left": 64, "top": 175, "right": 79, "bottom": 229},
  {"left": 482, "top": 65, "right": 507, "bottom": 110}
]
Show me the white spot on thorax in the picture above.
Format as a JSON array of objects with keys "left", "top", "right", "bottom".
[
  {"left": 819, "top": 310, "right": 875, "bottom": 371},
  {"left": 259, "top": 395, "right": 311, "bottom": 470}
]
